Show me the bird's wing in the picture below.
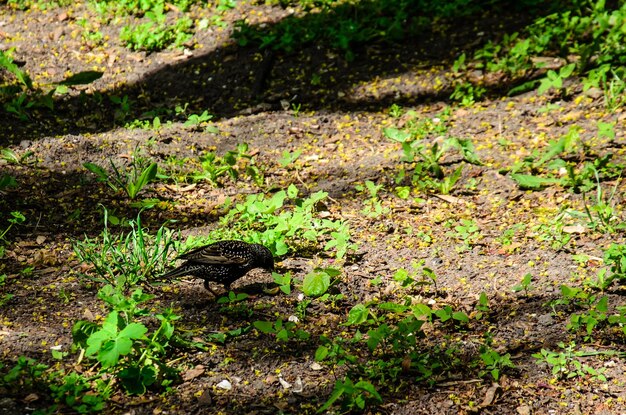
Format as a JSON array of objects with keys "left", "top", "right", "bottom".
[{"left": 178, "top": 244, "right": 247, "bottom": 265}]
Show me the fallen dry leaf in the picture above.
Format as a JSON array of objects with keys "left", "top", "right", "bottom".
[{"left": 182, "top": 365, "right": 205, "bottom": 381}]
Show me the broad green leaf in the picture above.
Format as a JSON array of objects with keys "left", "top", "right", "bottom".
[
  {"left": 383, "top": 127, "right": 411, "bottom": 142},
  {"left": 119, "top": 322, "right": 148, "bottom": 341},
  {"left": 276, "top": 329, "right": 289, "bottom": 342},
  {"left": 452, "top": 311, "right": 470, "bottom": 323},
  {"left": 86, "top": 311, "right": 119, "bottom": 355},
  {"left": 395, "top": 186, "right": 411, "bottom": 199},
  {"left": 58, "top": 71, "right": 103, "bottom": 86},
  {"left": 274, "top": 239, "right": 289, "bottom": 256},
  {"left": 321, "top": 267, "right": 341, "bottom": 278},
  {"left": 412, "top": 304, "right": 432, "bottom": 319},
  {"left": 253, "top": 320, "right": 275, "bottom": 334},
  {"left": 345, "top": 304, "right": 370, "bottom": 325},
  {"left": 287, "top": 184, "right": 299, "bottom": 198},
  {"left": 510, "top": 173, "right": 561, "bottom": 190},
  {"left": 377, "top": 302, "right": 408, "bottom": 313},
  {"left": 315, "top": 345, "right": 329, "bottom": 361},
  {"left": 98, "top": 337, "right": 132, "bottom": 367},
  {"left": 355, "top": 380, "right": 382, "bottom": 402},
  {"left": 366, "top": 325, "right": 388, "bottom": 351},
  {"left": 302, "top": 271, "right": 330, "bottom": 297},
  {"left": 560, "top": 63, "right": 576, "bottom": 78},
  {"left": 596, "top": 296, "right": 608, "bottom": 313},
  {"left": 452, "top": 137, "right": 482, "bottom": 165}
]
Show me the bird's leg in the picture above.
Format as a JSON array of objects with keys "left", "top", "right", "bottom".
[{"left": 203, "top": 280, "right": 220, "bottom": 298}]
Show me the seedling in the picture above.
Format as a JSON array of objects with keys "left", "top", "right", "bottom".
[
  {"left": 83, "top": 152, "right": 158, "bottom": 200},
  {"left": 512, "top": 273, "right": 534, "bottom": 295},
  {"left": 355, "top": 180, "right": 388, "bottom": 217},
  {"left": 272, "top": 271, "right": 292, "bottom": 295},
  {"left": 278, "top": 149, "right": 302, "bottom": 168},
  {"left": 537, "top": 63, "right": 576, "bottom": 96},
  {"left": 533, "top": 342, "right": 609, "bottom": 382},
  {"left": 479, "top": 348, "right": 515, "bottom": 381},
  {"left": 0, "top": 211, "right": 25, "bottom": 242},
  {"left": 253, "top": 319, "right": 310, "bottom": 342}
]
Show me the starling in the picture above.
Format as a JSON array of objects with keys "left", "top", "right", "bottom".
[{"left": 159, "top": 240, "right": 274, "bottom": 295}]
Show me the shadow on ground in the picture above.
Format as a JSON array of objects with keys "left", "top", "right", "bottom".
[{"left": 1, "top": 0, "right": 568, "bottom": 144}]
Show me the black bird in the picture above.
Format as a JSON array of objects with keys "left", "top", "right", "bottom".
[{"left": 159, "top": 240, "right": 274, "bottom": 296}]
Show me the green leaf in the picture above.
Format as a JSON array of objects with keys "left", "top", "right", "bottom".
[
  {"left": 395, "top": 186, "right": 411, "bottom": 199},
  {"left": 596, "top": 296, "right": 608, "bottom": 313},
  {"left": 119, "top": 322, "right": 148, "bottom": 341},
  {"left": 317, "top": 379, "right": 347, "bottom": 413},
  {"left": 411, "top": 303, "right": 432, "bottom": 319},
  {"left": 98, "top": 338, "right": 131, "bottom": 367},
  {"left": 0, "top": 50, "right": 32, "bottom": 89},
  {"left": 345, "top": 304, "right": 370, "bottom": 325},
  {"left": 58, "top": 71, "right": 103, "bottom": 86},
  {"left": 119, "top": 365, "right": 157, "bottom": 395},
  {"left": 85, "top": 312, "right": 118, "bottom": 355},
  {"left": 560, "top": 63, "right": 576, "bottom": 78},
  {"left": 479, "top": 292, "right": 488, "bottom": 306},
  {"left": 9, "top": 211, "right": 25, "bottom": 224},
  {"left": 355, "top": 380, "right": 382, "bottom": 402},
  {"left": 452, "top": 311, "right": 470, "bottom": 323},
  {"left": 287, "top": 184, "right": 299, "bottom": 198},
  {"left": 315, "top": 345, "right": 329, "bottom": 361},
  {"left": 508, "top": 79, "right": 540, "bottom": 96},
  {"left": 83, "top": 162, "right": 110, "bottom": 181},
  {"left": 253, "top": 320, "right": 275, "bottom": 334},
  {"left": 274, "top": 239, "right": 289, "bottom": 256},
  {"left": 276, "top": 329, "right": 289, "bottom": 342},
  {"left": 0, "top": 174, "right": 17, "bottom": 189},
  {"left": 510, "top": 173, "right": 561, "bottom": 190},
  {"left": 377, "top": 302, "right": 408, "bottom": 313},
  {"left": 127, "top": 162, "right": 157, "bottom": 198},
  {"left": 597, "top": 121, "right": 615, "bottom": 140},
  {"left": 452, "top": 137, "right": 482, "bottom": 165},
  {"left": 71, "top": 320, "right": 99, "bottom": 348},
  {"left": 383, "top": 127, "right": 411, "bottom": 142},
  {"left": 320, "top": 267, "right": 341, "bottom": 278},
  {"left": 366, "top": 325, "right": 388, "bottom": 351},
  {"left": 302, "top": 271, "right": 330, "bottom": 297}
]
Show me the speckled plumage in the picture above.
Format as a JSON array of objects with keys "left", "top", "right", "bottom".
[{"left": 159, "top": 240, "right": 274, "bottom": 294}]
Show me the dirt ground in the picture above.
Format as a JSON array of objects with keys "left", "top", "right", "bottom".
[{"left": 2, "top": 1, "right": 626, "bottom": 414}]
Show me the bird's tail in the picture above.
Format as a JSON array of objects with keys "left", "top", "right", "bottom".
[{"left": 157, "top": 266, "right": 189, "bottom": 280}]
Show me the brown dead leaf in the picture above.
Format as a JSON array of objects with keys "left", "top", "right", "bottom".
[
  {"left": 197, "top": 389, "right": 212, "bottom": 405},
  {"left": 24, "top": 393, "right": 39, "bottom": 403},
  {"left": 480, "top": 382, "right": 500, "bottom": 407},
  {"left": 563, "top": 224, "right": 587, "bottom": 234},
  {"left": 83, "top": 308, "right": 95, "bottom": 321},
  {"left": 434, "top": 194, "right": 464, "bottom": 204},
  {"left": 401, "top": 355, "right": 411, "bottom": 373},
  {"left": 165, "top": 183, "right": 197, "bottom": 192},
  {"left": 182, "top": 365, "right": 205, "bottom": 381}
]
